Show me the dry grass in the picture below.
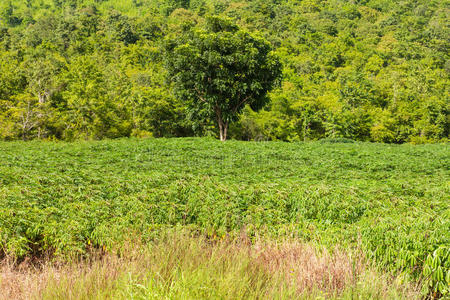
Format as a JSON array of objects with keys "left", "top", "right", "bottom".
[
  {"left": 1, "top": 258, "right": 44, "bottom": 300},
  {"left": 0, "top": 232, "right": 421, "bottom": 300},
  {"left": 253, "top": 241, "right": 361, "bottom": 294},
  {"left": 1, "top": 256, "right": 122, "bottom": 300}
]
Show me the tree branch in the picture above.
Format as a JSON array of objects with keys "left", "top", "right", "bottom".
[
  {"left": 233, "top": 94, "right": 252, "bottom": 113},
  {"left": 194, "top": 87, "right": 207, "bottom": 103}
]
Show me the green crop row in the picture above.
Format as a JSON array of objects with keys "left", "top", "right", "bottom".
[{"left": 0, "top": 138, "right": 448, "bottom": 296}]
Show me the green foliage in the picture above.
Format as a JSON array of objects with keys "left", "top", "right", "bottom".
[
  {"left": 0, "top": 138, "right": 448, "bottom": 296},
  {"left": 0, "top": 0, "right": 447, "bottom": 143},
  {"left": 61, "top": 55, "right": 133, "bottom": 140},
  {"left": 165, "top": 16, "right": 282, "bottom": 141}
]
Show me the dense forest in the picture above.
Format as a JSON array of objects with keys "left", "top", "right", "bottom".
[{"left": 0, "top": 0, "right": 448, "bottom": 143}]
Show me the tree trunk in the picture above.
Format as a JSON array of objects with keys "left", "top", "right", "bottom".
[
  {"left": 38, "top": 92, "right": 47, "bottom": 104},
  {"left": 219, "top": 121, "right": 228, "bottom": 141},
  {"left": 219, "top": 125, "right": 224, "bottom": 141},
  {"left": 215, "top": 106, "right": 228, "bottom": 141},
  {"left": 223, "top": 122, "right": 228, "bottom": 141},
  {"left": 218, "top": 121, "right": 228, "bottom": 141}
]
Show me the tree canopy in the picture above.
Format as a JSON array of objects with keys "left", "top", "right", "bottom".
[
  {"left": 165, "top": 16, "right": 282, "bottom": 140},
  {"left": 0, "top": 0, "right": 448, "bottom": 143}
]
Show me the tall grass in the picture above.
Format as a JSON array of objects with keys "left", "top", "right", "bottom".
[{"left": 1, "top": 232, "right": 420, "bottom": 300}]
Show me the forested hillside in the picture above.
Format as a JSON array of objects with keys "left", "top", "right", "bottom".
[{"left": 0, "top": 0, "right": 448, "bottom": 143}]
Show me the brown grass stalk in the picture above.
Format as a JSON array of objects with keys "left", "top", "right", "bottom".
[{"left": 0, "top": 232, "right": 420, "bottom": 300}]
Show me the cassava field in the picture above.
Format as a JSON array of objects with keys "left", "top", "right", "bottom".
[{"left": 0, "top": 138, "right": 449, "bottom": 299}]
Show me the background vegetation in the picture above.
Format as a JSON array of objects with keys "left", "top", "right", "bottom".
[
  {"left": 0, "top": 0, "right": 448, "bottom": 143},
  {"left": 0, "top": 138, "right": 448, "bottom": 296}
]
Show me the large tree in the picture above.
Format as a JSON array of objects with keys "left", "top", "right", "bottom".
[{"left": 165, "top": 16, "right": 282, "bottom": 141}]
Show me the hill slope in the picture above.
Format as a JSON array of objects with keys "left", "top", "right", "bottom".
[{"left": 0, "top": 0, "right": 448, "bottom": 142}]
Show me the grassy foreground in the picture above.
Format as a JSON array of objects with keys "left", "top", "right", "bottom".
[
  {"left": 0, "top": 138, "right": 448, "bottom": 297},
  {"left": 1, "top": 232, "right": 420, "bottom": 300}
]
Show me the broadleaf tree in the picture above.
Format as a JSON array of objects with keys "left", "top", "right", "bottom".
[{"left": 165, "top": 16, "right": 282, "bottom": 141}]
